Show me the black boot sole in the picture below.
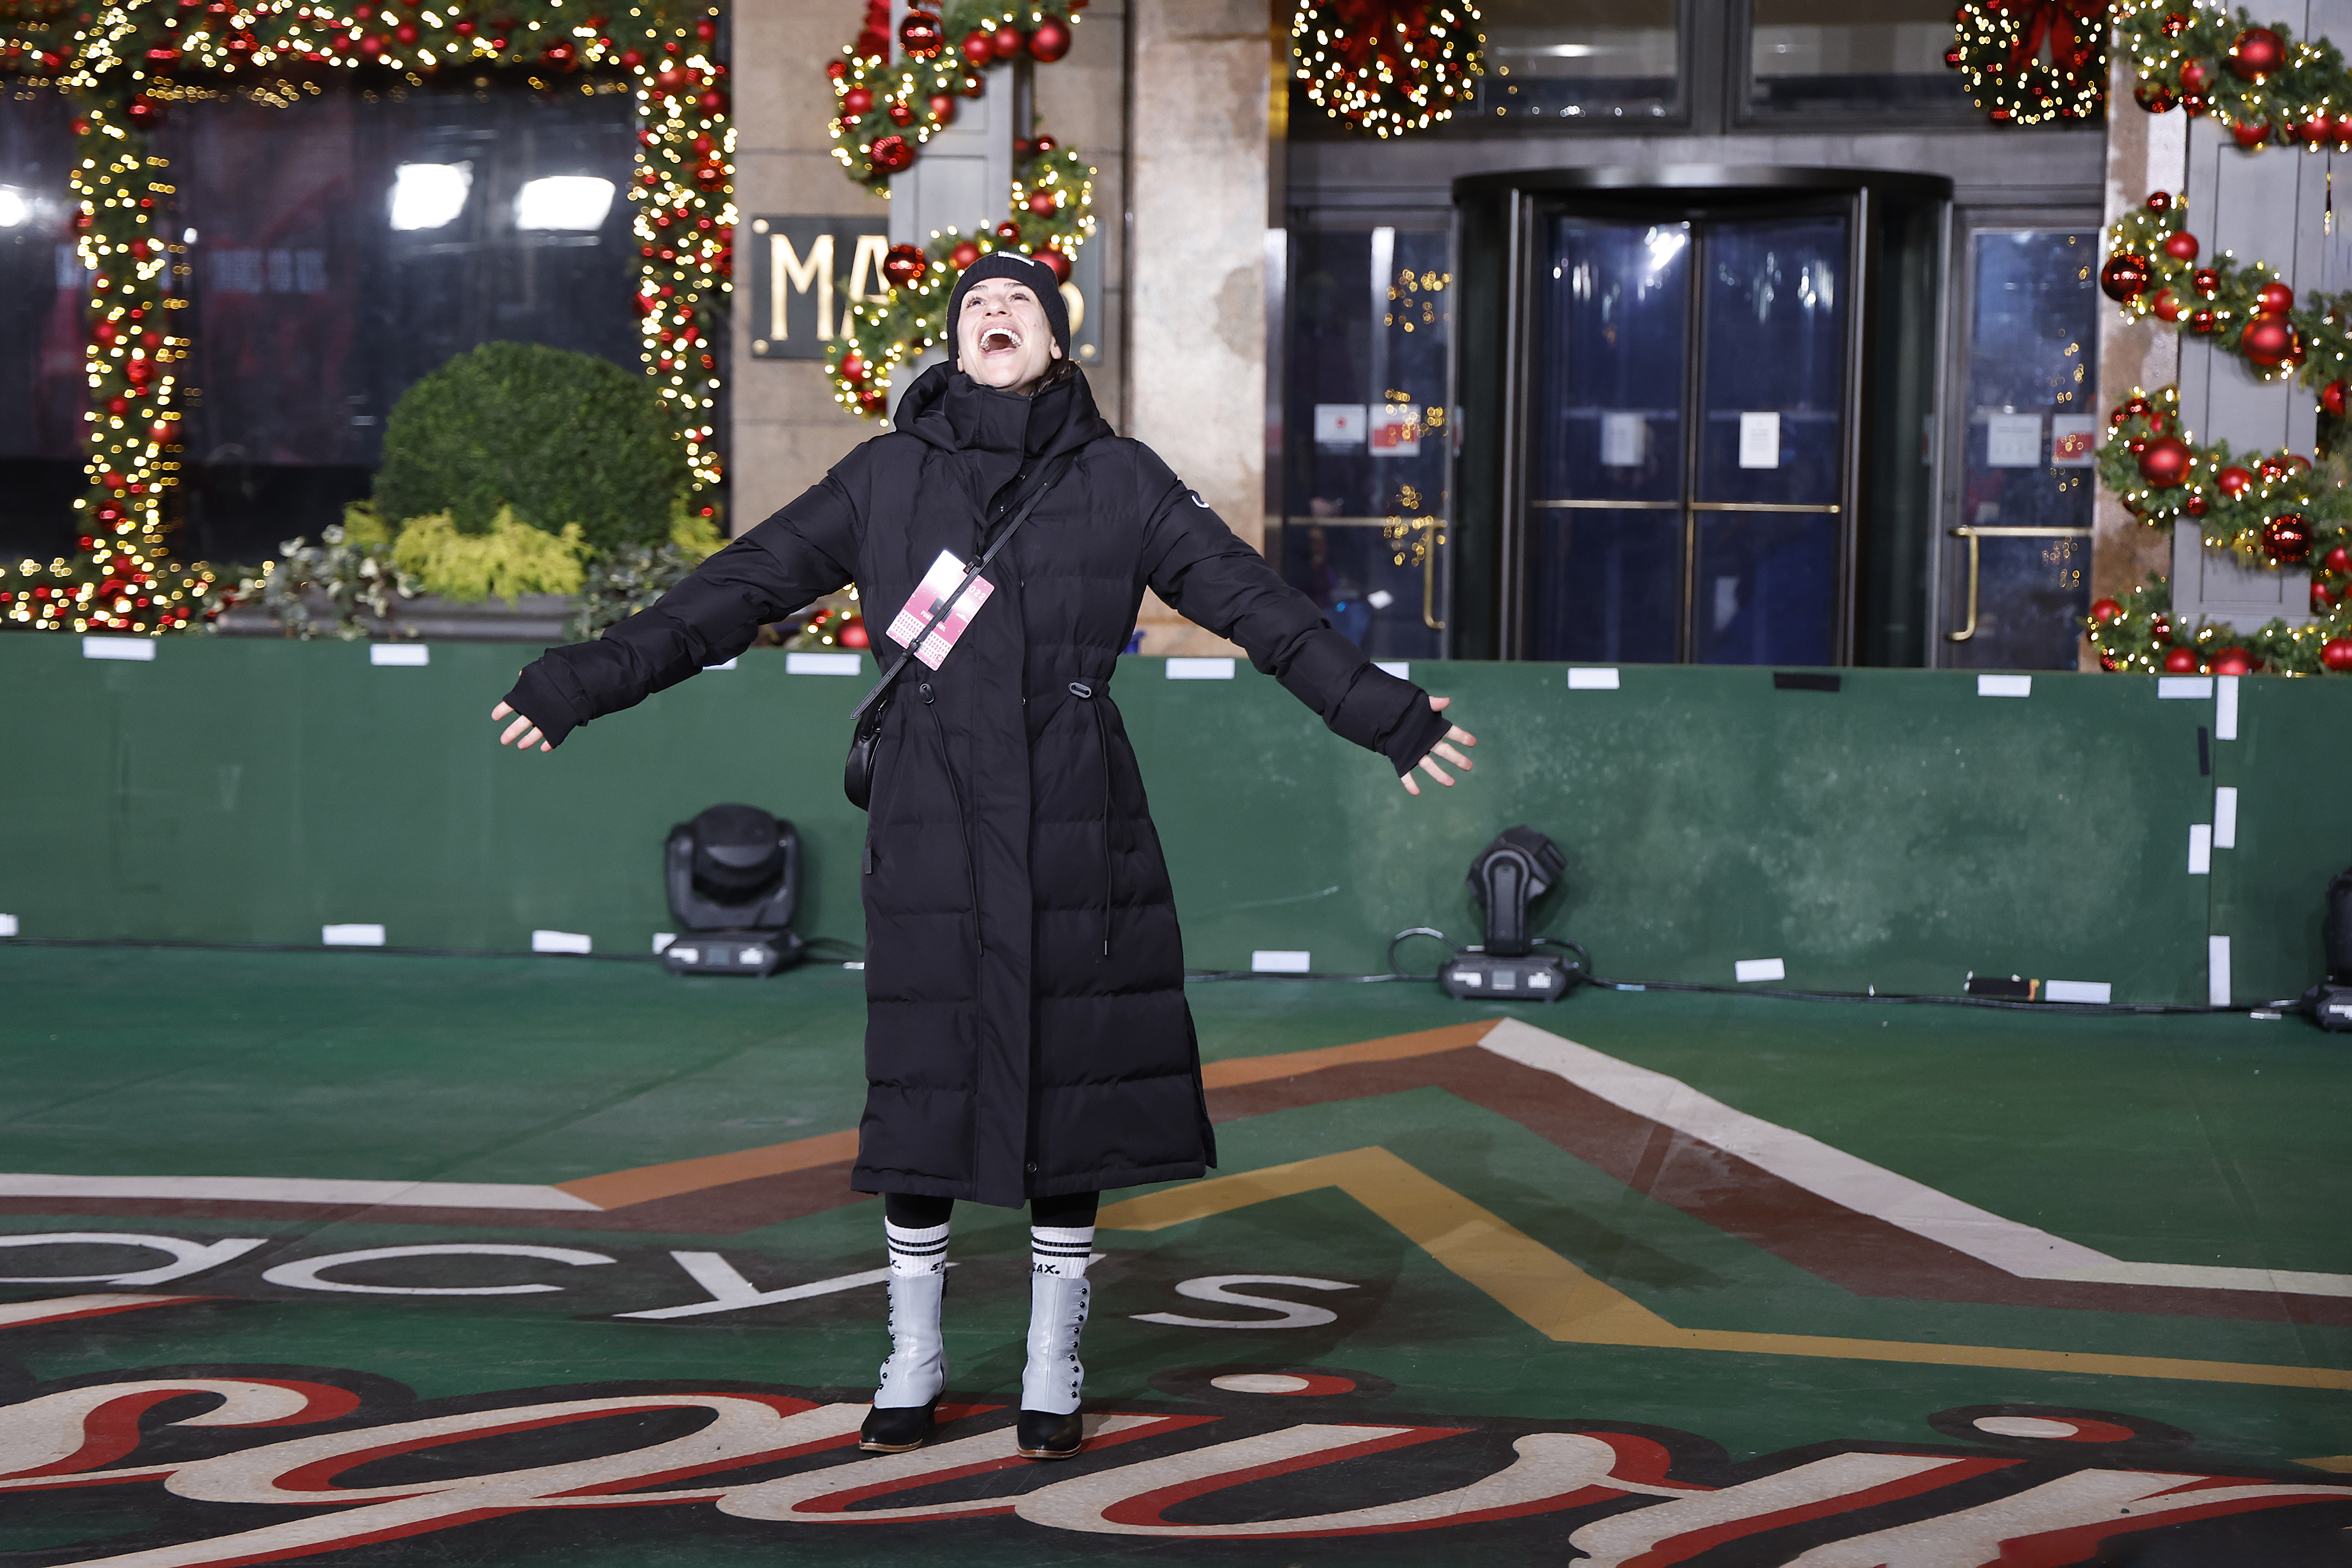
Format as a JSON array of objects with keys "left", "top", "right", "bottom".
[
  {"left": 859, "top": 1397, "right": 940, "bottom": 1453},
  {"left": 1015, "top": 1409, "right": 1085, "bottom": 1460}
]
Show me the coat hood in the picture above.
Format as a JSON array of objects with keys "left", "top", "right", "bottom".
[{"left": 895, "top": 361, "right": 1114, "bottom": 466}]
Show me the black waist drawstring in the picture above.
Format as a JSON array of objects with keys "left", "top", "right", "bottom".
[
  {"left": 922, "top": 681, "right": 983, "bottom": 960},
  {"left": 1069, "top": 681, "right": 1113, "bottom": 959}
]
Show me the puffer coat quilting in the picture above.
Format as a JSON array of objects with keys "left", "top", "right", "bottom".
[{"left": 505, "top": 363, "right": 1449, "bottom": 1207}]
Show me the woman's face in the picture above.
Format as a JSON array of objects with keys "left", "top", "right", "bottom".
[{"left": 956, "top": 275, "right": 1061, "bottom": 395}]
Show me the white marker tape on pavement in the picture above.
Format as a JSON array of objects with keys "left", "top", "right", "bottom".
[{"left": 1167, "top": 657, "right": 1237, "bottom": 680}]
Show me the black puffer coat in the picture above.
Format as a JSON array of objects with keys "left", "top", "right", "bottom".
[{"left": 506, "top": 364, "right": 1448, "bottom": 1206}]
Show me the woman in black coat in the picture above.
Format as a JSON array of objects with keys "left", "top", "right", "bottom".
[{"left": 493, "top": 251, "right": 1476, "bottom": 1461}]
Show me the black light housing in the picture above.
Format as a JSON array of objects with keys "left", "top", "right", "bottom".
[
  {"left": 1440, "top": 826, "right": 1575, "bottom": 1002},
  {"left": 662, "top": 804, "right": 805, "bottom": 977},
  {"left": 2305, "top": 864, "right": 2352, "bottom": 1031}
]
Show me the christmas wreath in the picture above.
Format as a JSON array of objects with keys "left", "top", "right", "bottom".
[
  {"left": 819, "top": 0, "right": 1095, "bottom": 419},
  {"left": 0, "top": 0, "right": 730, "bottom": 636},
  {"left": 1945, "top": 0, "right": 2109, "bottom": 125},
  {"left": 2086, "top": 571, "right": 2352, "bottom": 672},
  {"left": 825, "top": 0, "right": 1081, "bottom": 185},
  {"left": 1290, "top": 0, "right": 1482, "bottom": 138}
]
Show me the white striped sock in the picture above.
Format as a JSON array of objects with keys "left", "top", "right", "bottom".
[
  {"left": 1031, "top": 1223, "right": 1094, "bottom": 1278},
  {"left": 886, "top": 1219, "right": 950, "bottom": 1278}
]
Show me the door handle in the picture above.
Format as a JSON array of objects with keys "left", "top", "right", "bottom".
[
  {"left": 1945, "top": 526, "right": 2093, "bottom": 644},
  {"left": 1421, "top": 519, "right": 1446, "bottom": 632}
]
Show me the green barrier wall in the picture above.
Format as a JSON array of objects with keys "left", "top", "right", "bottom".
[{"left": 4, "top": 636, "right": 2345, "bottom": 1005}]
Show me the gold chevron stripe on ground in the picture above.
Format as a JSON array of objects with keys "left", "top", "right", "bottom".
[{"left": 1098, "top": 1146, "right": 2352, "bottom": 1394}]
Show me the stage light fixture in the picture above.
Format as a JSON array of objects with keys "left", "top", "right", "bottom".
[
  {"left": 2304, "top": 864, "right": 2352, "bottom": 1031},
  {"left": 1439, "top": 825, "right": 1577, "bottom": 1002},
  {"left": 662, "top": 804, "right": 806, "bottom": 977}
]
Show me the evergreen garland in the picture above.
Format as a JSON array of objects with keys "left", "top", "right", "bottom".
[{"left": 2115, "top": 0, "right": 2352, "bottom": 145}]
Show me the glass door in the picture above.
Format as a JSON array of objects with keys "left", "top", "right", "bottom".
[
  {"left": 1938, "top": 226, "right": 2099, "bottom": 667},
  {"left": 1527, "top": 206, "right": 1851, "bottom": 664}
]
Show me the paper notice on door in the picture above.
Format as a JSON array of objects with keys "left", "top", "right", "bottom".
[
  {"left": 2050, "top": 414, "right": 2098, "bottom": 466},
  {"left": 1737, "top": 411, "right": 1780, "bottom": 469},
  {"left": 1313, "top": 403, "right": 1367, "bottom": 446},
  {"left": 1370, "top": 404, "right": 1422, "bottom": 455},
  {"left": 886, "top": 549, "right": 996, "bottom": 670},
  {"left": 1600, "top": 412, "right": 1646, "bottom": 468},
  {"left": 1986, "top": 412, "right": 2043, "bottom": 467}
]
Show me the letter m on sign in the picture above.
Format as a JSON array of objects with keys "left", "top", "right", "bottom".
[{"left": 749, "top": 218, "right": 892, "bottom": 361}]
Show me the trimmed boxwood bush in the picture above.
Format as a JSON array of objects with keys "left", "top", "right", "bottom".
[{"left": 373, "top": 342, "right": 690, "bottom": 554}]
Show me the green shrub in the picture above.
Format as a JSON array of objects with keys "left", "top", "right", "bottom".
[
  {"left": 373, "top": 342, "right": 689, "bottom": 554},
  {"left": 392, "top": 508, "right": 586, "bottom": 603}
]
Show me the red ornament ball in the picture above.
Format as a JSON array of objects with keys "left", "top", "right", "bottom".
[
  {"left": 2090, "top": 597, "right": 2123, "bottom": 624},
  {"left": 1027, "top": 16, "right": 1071, "bottom": 61},
  {"left": 869, "top": 134, "right": 914, "bottom": 174},
  {"left": 2190, "top": 267, "right": 2220, "bottom": 296},
  {"left": 105, "top": 396, "right": 130, "bottom": 416},
  {"left": 995, "top": 219, "right": 1022, "bottom": 241},
  {"left": 2230, "top": 26, "right": 2285, "bottom": 78},
  {"left": 960, "top": 28, "right": 993, "bottom": 64},
  {"left": 857, "top": 389, "right": 886, "bottom": 415},
  {"left": 2137, "top": 436, "right": 2192, "bottom": 488},
  {"left": 2145, "top": 191, "right": 2172, "bottom": 212},
  {"left": 826, "top": 59, "right": 848, "bottom": 78},
  {"left": 2324, "top": 380, "right": 2349, "bottom": 417},
  {"left": 839, "top": 352, "right": 867, "bottom": 383},
  {"left": 2216, "top": 465, "right": 2255, "bottom": 497},
  {"left": 2179, "top": 58, "right": 2212, "bottom": 92},
  {"left": 949, "top": 240, "right": 980, "bottom": 270},
  {"left": 2241, "top": 315, "right": 2294, "bottom": 367},
  {"left": 2162, "top": 646, "right": 2200, "bottom": 673},
  {"left": 2100, "top": 253, "right": 2150, "bottom": 303},
  {"left": 125, "top": 96, "right": 164, "bottom": 128},
  {"left": 927, "top": 93, "right": 956, "bottom": 123},
  {"left": 991, "top": 23, "right": 1022, "bottom": 57},
  {"left": 2189, "top": 309, "right": 2218, "bottom": 335},
  {"left": 1034, "top": 246, "right": 1070, "bottom": 283},
  {"left": 2321, "top": 636, "right": 2352, "bottom": 673},
  {"left": 2229, "top": 120, "right": 2271, "bottom": 150},
  {"left": 2263, "top": 513, "right": 2315, "bottom": 563},
  {"left": 2151, "top": 289, "right": 2184, "bottom": 323},
  {"left": 2302, "top": 113, "right": 2334, "bottom": 147},
  {"left": 840, "top": 85, "right": 873, "bottom": 116},
  {"left": 2209, "top": 646, "right": 2254, "bottom": 676},
  {"left": 2324, "top": 544, "right": 2352, "bottom": 573},
  {"left": 887, "top": 98, "right": 915, "bottom": 126},
  {"left": 2315, "top": 581, "right": 2338, "bottom": 613},
  {"left": 2255, "top": 280, "right": 2295, "bottom": 316},
  {"left": 838, "top": 615, "right": 870, "bottom": 649},
  {"left": 2185, "top": 492, "right": 2209, "bottom": 515},
  {"left": 897, "top": 9, "right": 944, "bottom": 58},
  {"left": 2159, "top": 230, "right": 2199, "bottom": 263},
  {"left": 881, "top": 242, "right": 927, "bottom": 289},
  {"left": 1025, "top": 190, "right": 1055, "bottom": 216},
  {"left": 2133, "top": 81, "right": 2176, "bottom": 113}
]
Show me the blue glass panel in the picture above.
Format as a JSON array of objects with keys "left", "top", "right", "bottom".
[
  {"left": 1281, "top": 225, "right": 1448, "bottom": 659},
  {"left": 1530, "top": 217, "right": 1688, "bottom": 504},
  {"left": 1692, "top": 512, "right": 1838, "bottom": 665},
  {"left": 1697, "top": 216, "right": 1846, "bottom": 506},
  {"left": 1948, "top": 229, "right": 2098, "bottom": 670},
  {"left": 1530, "top": 510, "right": 1682, "bottom": 663}
]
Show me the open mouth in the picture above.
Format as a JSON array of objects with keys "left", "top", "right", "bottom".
[{"left": 979, "top": 327, "right": 1021, "bottom": 353}]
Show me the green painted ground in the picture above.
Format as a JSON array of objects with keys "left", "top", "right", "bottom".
[{"left": 2, "top": 946, "right": 2348, "bottom": 1564}]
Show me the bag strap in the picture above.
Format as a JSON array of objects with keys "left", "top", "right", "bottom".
[{"left": 847, "top": 457, "right": 1071, "bottom": 732}]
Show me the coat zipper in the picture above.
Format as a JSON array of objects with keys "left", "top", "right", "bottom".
[
  {"left": 921, "top": 681, "right": 984, "bottom": 960},
  {"left": 1068, "top": 681, "right": 1113, "bottom": 959}
]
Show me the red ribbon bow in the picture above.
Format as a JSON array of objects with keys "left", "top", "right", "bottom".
[
  {"left": 1320, "top": 0, "right": 1432, "bottom": 80},
  {"left": 1991, "top": 0, "right": 2108, "bottom": 75}
]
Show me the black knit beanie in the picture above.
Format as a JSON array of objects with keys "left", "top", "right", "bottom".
[{"left": 945, "top": 250, "right": 1071, "bottom": 369}]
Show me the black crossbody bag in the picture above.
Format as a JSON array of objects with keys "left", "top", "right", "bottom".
[{"left": 843, "top": 461, "right": 1068, "bottom": 810}]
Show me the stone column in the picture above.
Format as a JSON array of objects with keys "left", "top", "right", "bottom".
[
  {"left": 1125, "top": 0, "right": 1274, "bottom": 654},
  {"left": 727, "top": 0, "right": 882, "bottom": 532}
]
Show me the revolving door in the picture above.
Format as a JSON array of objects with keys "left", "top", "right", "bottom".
[{"left": 1452, "top": 169, "right": 1948, "bottom": 665}]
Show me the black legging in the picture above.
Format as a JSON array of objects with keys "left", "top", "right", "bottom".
[{"left": 885, "top": 1191, "right": 1098, "bottom": 1228}]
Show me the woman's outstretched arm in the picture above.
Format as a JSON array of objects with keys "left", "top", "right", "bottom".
[
  {"left": 493, "top": 471, "right": 861, "bottom": 752},
  {"left": 1136, "top": 463, "right": 1474, "bottom": 792}
]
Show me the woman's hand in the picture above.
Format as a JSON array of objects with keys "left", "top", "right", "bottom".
[
  {"left": 1400, "top": 695, "right": 1476, "bottom": 797},
  {"left": 490, "top": 700, "right": 551, "bottom": 754}
]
